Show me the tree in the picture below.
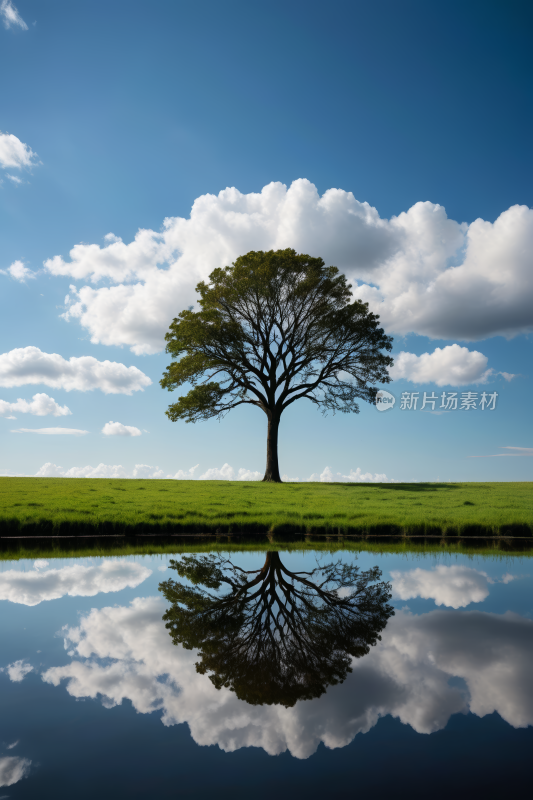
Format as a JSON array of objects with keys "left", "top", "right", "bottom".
[
  {"left": 159, "top": 551, "right": 394, "bottom": 707},
  {"left": 161, "top": 249, "right": 393, "bottom": 482}
]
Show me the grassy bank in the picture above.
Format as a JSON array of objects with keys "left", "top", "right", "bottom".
[
  {"left": 1, "top": 534, "right": 532, "bottom": 563},
  {"left": 0, "top": 478, "right": 531, "bottom": 538}
]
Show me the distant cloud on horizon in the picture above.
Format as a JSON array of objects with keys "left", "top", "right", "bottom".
[
  {"left": 32, "top": 462, "right": 397, "bottom": 483},
  {"left": 469, "top": 446, "right": 533, "bottom": 458},
  {"left": 12, "top": 427, "right": 88, "bottom": 435}
]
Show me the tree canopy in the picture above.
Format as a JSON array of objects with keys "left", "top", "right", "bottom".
[
  {"left": 159, "top": 551, "right": 394, "bottom": 707},
  {"left": 161, "top": 249, "right": 393, "bottom": 481}
]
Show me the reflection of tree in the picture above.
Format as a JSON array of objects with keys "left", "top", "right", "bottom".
[{"left": 159, "top": 551, "right": 394, "bottom": 707}]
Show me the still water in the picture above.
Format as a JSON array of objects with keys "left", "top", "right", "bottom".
[{"left": 1, "top": 546, "right": 532, "bottom": 798}]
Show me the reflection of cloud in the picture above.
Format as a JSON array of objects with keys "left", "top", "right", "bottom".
[
  {"left": 0, "top": 756, "right": 31, "bottom": 788},
  {"left": 42, "top": 598, "right": 533, "bottom": 759},
  {"left": 5, "top": 660, "right": 33, "bottom": 682},
  {"left": 391, "top": 565, "right": 492, "bottom": 608},
  {"left": 0, "top": 561, "right": 151, "bottom": 606}
]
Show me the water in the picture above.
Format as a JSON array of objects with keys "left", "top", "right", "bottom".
[{"left": 1, "top": 546, "right": 532, "bottom": 798}]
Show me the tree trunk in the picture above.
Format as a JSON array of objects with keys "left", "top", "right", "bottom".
[{"left": 262, "top": 412, "right": 282, "bottom": 482}]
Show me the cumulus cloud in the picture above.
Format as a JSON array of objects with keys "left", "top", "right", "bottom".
[
  {"left": 41, "top": 598, "right": 533, "bottom": 759},
  {"left": 391, "top": 565, "right": 493, "bottom": 609},
  {"left": 0, "top": 260, "right": 36, "bottom": 282},
  {"left": 168, "top": 464, "right": 200, "bottom": 479},
  {"left": 0, "top": 561, "right": 152, "bottom": 606},
  {"left": 34, "top": 462, "right": 166, "bottom": 478},
  {"left": 0, "top": 756, "right": 31, "bottom": 788},
  {"left": 12, "top": 427, "right": 88, "bottom": 435},
  {"left": 4, "top": 660, "right": 33, "bottom": 682},
  {"left": 0, "top": 392, "right": 71, "bottom": 418},
  {"left": 389, "top": 344, "right": 494, "bottom": 386},
  {"left": 101, "top": 421, "right": 142, "bottom": 437},
  {"left": 0, "top": 346, "right": 151, "bottom": 394},
  {"left": 0, "top": 131, "right": 36, "bottom": 169},
  {"left": 0, "top": 0, "right": 27, "bottom": 30},
  {"left": 197, "top": 463, "right": 262, "bottom": 481},
  {"left": 42, "top": 181, "right": 533, "bottom": 354},
  {"left": 308, "top": 466, "right": 397, "bottom": 483},
  {"left": 33, "top": 461, "right": 394, "bottom": 482}
]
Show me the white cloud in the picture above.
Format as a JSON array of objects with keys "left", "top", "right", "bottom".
[
  {"left": 0, "top": 346, "right": 151, "bottom": 394},
  {"left": 197, "top": 463, "right": 262, "bottom": 480},
  {"left": 169, "top": 464, "right": 200, "bottom": 479},
  {"left": 101, "top": 421, "right": 142, "bottom": 437},
  {"left": 389, "top": 344, "right": 493, "bottom": 386},
  {"left": 43, "top": 181, "right": 533, "bottom": 353},
  {"left": 1, "top": 261, "right": 36, "bottom": 282},
  {"left": 308, "top": 466, "right": 397, "bottom": 483},
  {"left": 34, "top": 559, "right": 49, "bottom": 569},
  {"left": 0, "top": 132, "right": 35, "bottom": 169},
  {"left": 34, "top": 462, "right": 167, "bottom": 478},
  {"left": 0, "top": 392, "right": 71, "bottom": 418},
  {"left": 0, "top": 756, "right": 31, "bottom": 788},
  {"left": 6, "top": 741, "right": 19, "bottom": 750},
  {"left": 131, "top": 464, "right": 166, "bottom": 478},
  {"left": 236, "top": 467, "right": 263, "bottom": 480},
  {"left": 12, "top": 427, "right": 88, "bottom": 435},
  {"left": 32, "top": 461, "right": 394, "bottom": 482},
  {"left": 41, "top": 598, "right": 533, "bottom": 759},
  {"left": 6, "top": 173, "right": 23, "bottom": 184},
  {"left": 356, "top": 201, "right": 533, "bottom": 342},
  {"left": 0, "top": 561, "right": 151, "bottom": 606},
  {"left": 35, "top": 462, "right": 125, "bottom": 478},
  {"left": 469, "top": 446, "right": 533, "bottom": 458},
  {"left": 391, "top": 565, "right": 492, "bottom": 609},
  {"left": 0, "top": 0, "right": 27, "bottom": 30},
  {"left": 5, "top": 660, "right": 33, "bottom": 682}
]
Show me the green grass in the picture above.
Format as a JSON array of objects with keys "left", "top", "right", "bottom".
[{"left": 0, "top": 478, "right": 531, "bottom": 538}]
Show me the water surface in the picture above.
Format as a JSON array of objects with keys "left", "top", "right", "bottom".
[{"left": 1, "top": 546, "right": 532, "bottom": 798}]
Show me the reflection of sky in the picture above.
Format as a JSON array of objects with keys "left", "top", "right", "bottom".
[
  {"left": 1, "top": 549, "right": 532, "bottom": 785},
  {"left": 0, "top": 749, "right": 31, "bottom": 788},
  {"left": 40, "top": 596, "right": 533, "bottom": 758},
  {"left": 0, "top": 560, "right": 151, "bottom": 605}
]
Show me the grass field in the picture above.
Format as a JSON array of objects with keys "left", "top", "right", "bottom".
[{"left": 0, "top": 478, "right": 531, "bottom": 538}]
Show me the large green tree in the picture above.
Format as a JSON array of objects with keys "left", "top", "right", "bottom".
[{"left": 161, "top": 249, "right": 393, "bottom": 482}]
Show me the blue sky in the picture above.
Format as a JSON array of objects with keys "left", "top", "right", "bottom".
[{"left": 0, "top": 0, "right": 531, "bottom": 482}]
